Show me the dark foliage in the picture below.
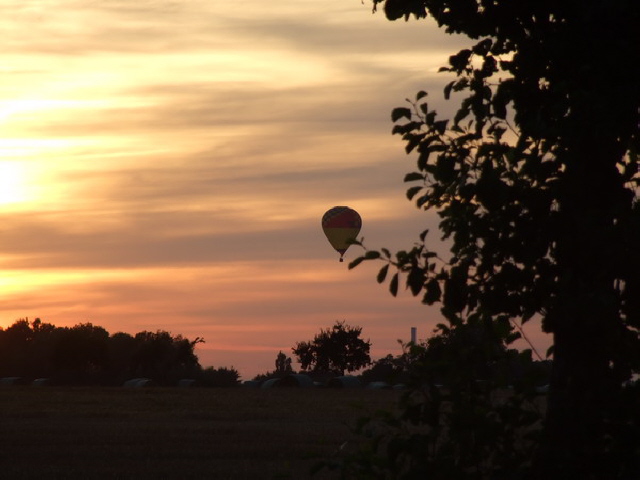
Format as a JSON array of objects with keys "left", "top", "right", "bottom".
[
  {"left": 198, "top": 366, "right": 241, "bottom": 387},
  {"left": 0, "top": 318, "right": 207, "bottom": 386},
  {"left": 359, "top": 354, "right": 407, "bottom": 386},
  {"left": 252, "top": 350, "right": 295, "bottom": 382},
  {"left": 292, "top": 321, "right": 371, "bottom": 377},
  {"left": 322, "top": 328, "right": 547, "bottom": 479},
  {"left": 339, "top": 0, "right": 640, "bottom": 478},
  {"left": 359, "top": 332, "right": 551, "bottom": 389},
  {"left": 129, "top": 330, "right": 202, "bottom": 385}
]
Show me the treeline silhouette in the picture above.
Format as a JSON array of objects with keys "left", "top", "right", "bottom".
[{"left": 0, "top": 318, "right": 239, "bottom": 387}]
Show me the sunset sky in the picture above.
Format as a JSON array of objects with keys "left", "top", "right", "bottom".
[{"left": 0, "top": 0, "right": 550, "bottom": 379}]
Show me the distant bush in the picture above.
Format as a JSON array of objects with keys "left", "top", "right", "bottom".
[
  {"left": 359, "top": 354, "right": 407, "bottom": 386},
  {"left": 199, "top": 367, "right": 240, "bottom": 387},
  {"left": 252, "top": 350, "right": 296, "bottom": 382}
]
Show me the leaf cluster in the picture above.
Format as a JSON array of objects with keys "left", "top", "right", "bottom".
[{"left": 350, "top": 26, "right": 640, "bottom": 357}]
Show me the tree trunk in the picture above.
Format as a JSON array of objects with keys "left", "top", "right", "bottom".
[{"left": 535, "top": 127, "right": 626, "bottom": 478}]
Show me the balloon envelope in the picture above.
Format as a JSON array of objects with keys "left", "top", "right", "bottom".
[{"left": 322, "top": 206, "right": 362, "bottom": 261}]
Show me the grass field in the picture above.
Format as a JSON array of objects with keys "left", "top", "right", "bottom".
[{"left": 0, "top": 386, "right": 400, "bottom": 479}]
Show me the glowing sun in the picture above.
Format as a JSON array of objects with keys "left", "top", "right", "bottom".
[{"left": 0, "top": 161, "right": 29, "bottom": 205}]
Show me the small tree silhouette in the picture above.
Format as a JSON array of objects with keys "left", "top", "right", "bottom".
[
  {"left": 274, "top": 350, "right": 293, "bottom": 374},
  {"left": 292, "top": 321, "right": 371, "bottom": 376}
]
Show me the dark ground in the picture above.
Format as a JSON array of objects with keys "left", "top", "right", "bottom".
[{"left": 0, "top": 386, "right": 399, "bottom": 479}]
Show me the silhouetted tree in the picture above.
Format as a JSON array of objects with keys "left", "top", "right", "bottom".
[
  {"left": 131, "top": 330, "right": 202, "bottom": 385},
  {"left": 251, "top": 351, "right": 297, "bottom": 382},
  {"left": 0, "top": 318, "right": 33, "bottom": 376},
  {"left": 292, "top": 321, "right": 371, "bottom": 376},
  {"left": 359, "top": 354, "right": 406, "bottom": 386},
  {"left": 199, "top": 366, "right": 240, "bottom": 387},
  {"left": 0, "top": 318, "right": 63, "bottom": 378},
  {"left": 346, "top": 1, "right": 640, "bottom": 477},
  {"left": 0, "top": 319, "right": 208, "bottom": 386},
  {"left": 274, "top": 350, "right": 293, "bottom": 374},
  {"left": 107, "top": 332, "right": 137, "bottom": 383},
  {"left": 51, "top": 323, "right": 109, "bottom": 384},
  {"left": 25, "top": 318, "right": 59, "bottom": 378}
]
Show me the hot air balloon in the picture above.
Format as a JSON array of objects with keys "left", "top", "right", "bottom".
[{"left": 321, "top": 206, "right": 362, "bottom": 262}]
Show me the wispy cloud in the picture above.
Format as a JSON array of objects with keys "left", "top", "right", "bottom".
[{"left": 1, "top": 0, "right": 532, "bottom": 379}]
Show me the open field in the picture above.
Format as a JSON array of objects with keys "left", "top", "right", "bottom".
[{"left": 0, "top": 386, "right": 400, "bottom": 479}]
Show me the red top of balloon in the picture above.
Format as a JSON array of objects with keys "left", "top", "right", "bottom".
[{"left": 321, "top": 206, "right": 362, "bottom": 262}]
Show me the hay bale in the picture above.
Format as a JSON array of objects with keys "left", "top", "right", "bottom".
[
  {"left": 366, "top": 381, "right": 392, "bottom": 390},
  {"left": 260, "top": 378, "right": 280, "bottom": 389},
  {"left": 0, "top": 377, "right": 27, "bottom": 386},
  {"left": 327, "top": 376, "right": 361, "bottom": 389},
  {"left": 277, "top": 374, "right": 314, "bottom": 388},
  {"left": 123, "top": 378, "right": 154, "bottom": 388},
  {"left": 32, "top": 378, "right": 51, "bottom": 387},
  {"left": 242, "top": 380, "right": 261, "bottom": 388},
  {"left": 260, "top": 374, "right": 314, "bottom": 388}
]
